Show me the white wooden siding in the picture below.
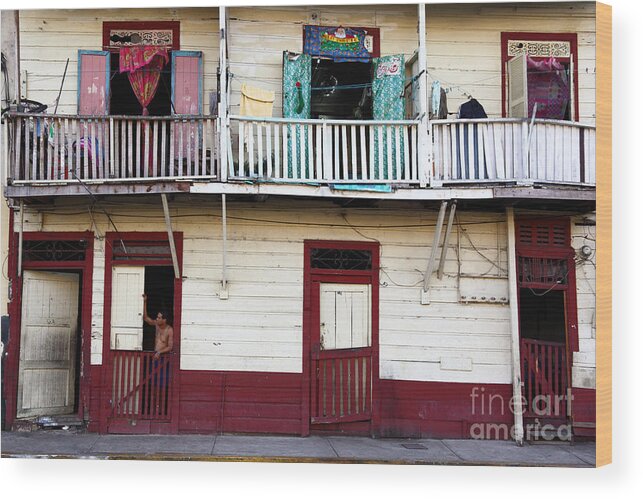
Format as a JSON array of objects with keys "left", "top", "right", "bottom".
[
  {"left": 18, "top": 4, "right": 596, "bottom": 125},
  {"left": 227, "top": 5, "right": 419, "bottom": 118},
  {"left": 19, "top": 8, "right": 219, "bottom": 115},
  {"left": 20, "top": 199, "right": 532, "bottom": 385},
  {"left": 425, "top": 2, "right": 597, "bottom": 124},
  {"left": 571, "top": 214, "right": 596, "bottom": 389}
]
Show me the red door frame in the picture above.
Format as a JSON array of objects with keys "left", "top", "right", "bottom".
[
  {"left": 501, "top": 32, "right": 579, "bottom": 121},
  {"left": 5, "top": 228, "right": 94, "bottom": 429},
  {"left": 302, "top": 240, "right": 380, "bottom": 436},
  {"left": 98, "top": 231, "right": 183, "bottom": 434},
  {"left": 514, "top": 217, "right": 579, "bottom": 423}
]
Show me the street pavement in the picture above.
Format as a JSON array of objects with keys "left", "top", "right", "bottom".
[{"left": 0, "top": 430, "right": 595, "bottom": 466}]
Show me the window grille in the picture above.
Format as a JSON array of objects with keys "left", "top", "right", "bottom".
[{"left": 310, "top": 248, "right": 372, "bottom": 270}]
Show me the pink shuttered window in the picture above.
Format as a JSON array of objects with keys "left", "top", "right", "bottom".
[
  {"left": 171, "top": 51, "right": 202, "bottom": 115},
  {"left": 78, "top": 51, "right": 110, "bottom": 115}
]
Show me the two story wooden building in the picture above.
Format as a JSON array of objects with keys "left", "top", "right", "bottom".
[{"left": 1, "top": 2, "right": 597, "bottom": 441}]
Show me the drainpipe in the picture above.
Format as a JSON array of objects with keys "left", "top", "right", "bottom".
[
  {"left": 506, "top": 206, "right": 524, "bottom": 445},
  {"left": 17, "top": 200, "right": 23, "bottom": 277},
  {"left": 220, "top": 193, "right": 228, "bottom": 299}
]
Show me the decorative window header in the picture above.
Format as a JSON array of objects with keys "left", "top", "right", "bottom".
[
  {"left": 103, "top": 22, "right": 180, "bottom": 51},
  {"left": 108, "top": 29, "right": 174, "bottom": 48},
  {"left": 507, "top": 40, "right": 571, "bottom": 58}
]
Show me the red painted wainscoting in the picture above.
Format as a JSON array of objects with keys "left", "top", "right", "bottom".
[
  {"left": 86, "top": 371, "right": 595, "bottom": 440},
  {"left": 571, "top": 388, "right": 596, "bottom": 438},
  {"left": 177, "top": 371, "right": 302, "bottom": 435},
  {"left": 378, "top": 380, "right": 515, "bottom": 439}
]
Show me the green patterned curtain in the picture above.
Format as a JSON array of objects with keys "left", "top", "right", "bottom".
[
  {"left": 372, "top": 54, "right": 405, "bottom": 179},
  {"left": 282, "top": 52, "right": 311, "bottom": 178}
]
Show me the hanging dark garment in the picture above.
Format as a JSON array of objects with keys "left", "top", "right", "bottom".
[
  {"left": 457, "top": 98, "right": 487, "bottom": 119},
  {"left": 455, "top": 98, "right": 488, "bottom": 180}
]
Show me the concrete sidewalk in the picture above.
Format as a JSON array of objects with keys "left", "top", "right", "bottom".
[{"left": 1, "top": 430, "right": 596, "bottom": 466}]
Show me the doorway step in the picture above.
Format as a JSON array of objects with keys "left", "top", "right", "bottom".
[{"left": 12, "top": 415, "right": 86, "bottom": 432}]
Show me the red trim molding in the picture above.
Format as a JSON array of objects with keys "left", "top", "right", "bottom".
[
  {"left": 302, "top": 240, "right": 380, "bottom": 436},
  {"left": 99, "top": 231, "right": 183, "bottom": 434},
  {"left": 501, "top": 32, "right": 579, "bottom": 120}
]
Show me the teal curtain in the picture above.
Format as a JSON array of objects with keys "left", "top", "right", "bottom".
[
  {"left": 282, "top": 52, "right": 311, "bottom": 178},
  {"left": 372, "top": 55, "right": 405, "bottom": 179}
]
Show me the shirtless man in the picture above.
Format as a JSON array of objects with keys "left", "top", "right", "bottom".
[{"left": 143, "top": 294, "right": 174, "bottom": 360}]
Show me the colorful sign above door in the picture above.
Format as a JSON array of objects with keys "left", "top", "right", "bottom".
[{"left": 304, "top": 25, "right": 375, "bottom": 62}]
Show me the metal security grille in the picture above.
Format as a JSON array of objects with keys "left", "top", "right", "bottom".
[
  {"left": 22, "top": 240, "right": 87, "bottom": 262},
  {"left": 518, "top": 256, "right": 568, "bottom": 286},
  {"left": 311, "top": 248, "right": 372, "bottom": 270}
]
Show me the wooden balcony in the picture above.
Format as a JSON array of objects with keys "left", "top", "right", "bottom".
[
  {"left": 227, "top": 116, "right": 424, "bottom": 185},
  {"left": 3, "top": 112, "right": 219, "bottom": 185},
  {"left": 432, "top": 118, "right": 596, "bottom": 186},
  {"left": 2, "top": 113, "right": 596, "bottom": 202}
]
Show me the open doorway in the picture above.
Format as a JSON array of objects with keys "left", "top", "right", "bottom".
[
  {"left": 311, "top": 58, "right": 372, "bottom": 119},
  {"left": 519, "top": 289, "right": 566, "bottom": 344},
  {"left": 109, "top": 55, "right": 172, "bottom": 116},
  {"left": 142, "top": 266, "right": 175, "bottom": 351}
]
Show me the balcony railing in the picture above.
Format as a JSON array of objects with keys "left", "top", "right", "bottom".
[
  {"left": 3, "top": 113, "right": 596, "bottom": 191},
  {"left": 432, "top": 118, "right": 596, "bottom": 185},
  {"left": 4, "top": 113, "right": 219, "bottom": 183},
  {"left": 227, "top": 116, "right": 423, "bottom": 184}
]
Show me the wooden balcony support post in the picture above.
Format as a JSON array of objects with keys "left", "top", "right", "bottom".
[
  {"left": 417, "top": 3, "right": 431, "bottom": 187},
  {"left": 437, "top": 200, "right": 457, "bottom": 279},
  {"left": 218, "top": 6, "right": 229, "bottom": 182},
  {"left": 506, "top": 206, "right": 525, "bottom": 445},
  {"left": 422, "top": 200, "right": 447, "bottom": 300},
  {"left": 160, "top": 193, "right": 180, "bottom": 279}
]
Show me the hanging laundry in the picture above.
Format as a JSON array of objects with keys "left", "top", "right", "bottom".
[
  {"left": 240, "top": 83, "right": 275, "bottom": 117},
  {"left": 456, "top": 98, "right": 488, "bottom": 180},
  {"left": 526, "top": 56, "right": 570, "bottom": 120},
  {"left": 430, "top": 81, "right": 448, "bottom": 119},
  {"left": 457, "top": 98, "right": 487, "bottom": 119}
]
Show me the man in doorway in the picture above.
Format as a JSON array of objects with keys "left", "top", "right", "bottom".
[
  {"left": 142, "top": 294, "right": 173, "bottom": 414},
  {"left": 143, "top": 294, "right": 174, "bottom": 358}
]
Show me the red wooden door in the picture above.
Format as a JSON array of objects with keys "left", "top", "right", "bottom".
[
  {"left": 310, "top": 276, "right": 373, "bottom": 424},
  {"left": 520, "top": 338, "right": 568, "bottom": 420}
]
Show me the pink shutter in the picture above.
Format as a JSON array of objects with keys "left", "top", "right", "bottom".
[
  {"left": 78, "top": 51, "right": 110, "bottom": 115},
  {"left": 172, "top": 52, "right": 202, "bottom": 166},
  {"left": 172, "top": 51, "right": 202, "bottom": 115}
]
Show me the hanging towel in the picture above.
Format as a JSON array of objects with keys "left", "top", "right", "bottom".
[{"left": 240, "top": 83, "right": 275, "bottom": 117}]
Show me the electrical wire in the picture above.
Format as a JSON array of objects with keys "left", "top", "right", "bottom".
[{"left": 455, "top": 212, "right": 507, "bottom": 275}]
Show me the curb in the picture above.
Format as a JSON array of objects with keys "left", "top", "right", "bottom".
[{"left": 1, "top": 451, "right": 594, "bottom": 467}]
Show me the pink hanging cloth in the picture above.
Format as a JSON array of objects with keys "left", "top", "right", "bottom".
[
  {"left": 119, "top": 46, "right": 170, "bottom": 115},
  {"left": 526, "top": 56, "right": 570, "bottom": 120}
]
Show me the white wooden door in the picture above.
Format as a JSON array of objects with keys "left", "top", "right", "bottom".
[
  {"left": 18, "top": 271, "right": 79, "bottom": 418},
  {"left": 111, "top": 266, "right": 145, "bottom": 351},
  {"left": 508, "top": 53, "right": 528, "bottom": 118},
  {"left": 319, "top": 283, "right": 371, "bottom": 351}
]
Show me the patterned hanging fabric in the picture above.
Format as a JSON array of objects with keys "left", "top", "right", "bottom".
[
  {"left": 526, "top": 56, "right": 570, "bottom": 120},
  {"left": 372, "top": 54, "right": 405, "bottom": 179},
  {"left": 119, "top": 46, "right": 169, "bottom": 115},
  {"left": 282, "top": 52, "right": 311, "bottom": 178}
]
